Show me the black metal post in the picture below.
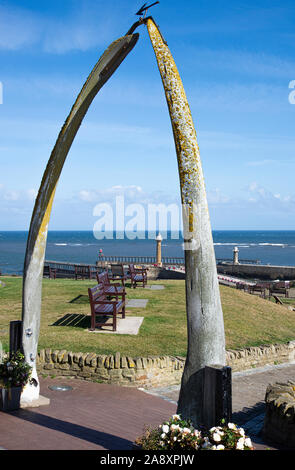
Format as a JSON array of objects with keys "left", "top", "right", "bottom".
[
  {"left": 9, "top": 321, "right": 23, "bottom": 358},
  {"left": 203, "top": 364, "right": 232, "bottom": 429}
]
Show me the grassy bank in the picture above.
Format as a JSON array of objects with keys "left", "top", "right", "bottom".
[{"left": 0, "top": 276, "right": 295, "bottom": 357}]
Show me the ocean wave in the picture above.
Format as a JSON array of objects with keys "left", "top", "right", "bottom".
[
  {"left": 54, "top": 243, "right": 68, "bottom": 246},
  {"left": 214, "top": 243, "right": 250, "bottom": 247},
  {"left": 258, "top": 243, "right": 286, "bottom": 247},
  {"left": 214, "top": 242, "right": 289, "bottom": 248}
]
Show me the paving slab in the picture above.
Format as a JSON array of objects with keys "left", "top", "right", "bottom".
[
  {"left": 126, "top": 299, "right": 148, "bottom": 308},
  {"left": 145, "top": 285, "right": 165, "bottom": 290},
  {"left": 86, "top": 316, "right": 144, "bottom": 335}
]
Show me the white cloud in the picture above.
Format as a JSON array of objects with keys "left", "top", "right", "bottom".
[
  {"left": 207, "top": 188, "right": 230, "bottom": 204},
  {"left": 78, "top": 185, "right": 146, "bottom": 204},
  {"left": 0, "top": 185, "right": 38, "bottom": 203},
  {"left": 246, "top": 182, "right": 295, "bottom": 209},
  {"left": 26, "top": 188, "right": 38, "bottom": 201},
  {"left": 0, "top": 6, "right": 41, "bottom": 50},
  {"left": 4, "top": 190, "right": 19, "bottom": 201}
]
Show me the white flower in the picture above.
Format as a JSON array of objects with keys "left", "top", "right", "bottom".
[
  {"left": 244, "top": 437, "right": 253, "bottom": 449},
  {"left": 211, "top": 445, "right": 217, "bottom": 450},
  {"left": 170, "top": 424, "right": 180, "bottom": 431},
  {"left": 236, "top": 438, "right": 245, "bottom": 450},
  {"left": 161, "top": 433, "right": 166, "bottom": 439},
  {"left": 228, "top": 423, "right": 237, "bottom": 430},
  {"left": 238, "top": 428, "right": 245, "bottom": 437},
  {"left": 209, "top": 426, "right": 219, "bottom": 433},
  {"left": 212, "top": 432, "right": 222, "bottom": 442},
  {"left": 182, "top": 427, "right": 191, "bottom": 435},
  {"left": 193, "top": 429, "right": 201, "bottom": 438},
  {"left": 172, "top": 414, "right": 180, "bottom": 421},
  {"left": 162, "top": 424, "right": 169, "bottom": 434},
  {"left": 216, "top": 445, "right": 225, "bottom": 450}
]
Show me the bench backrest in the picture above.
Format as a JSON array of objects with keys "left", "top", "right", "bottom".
[
  {"left": 88, "top": 284, "right": 104, "bottom": 303},
  {"left": 96, "top": 271, "right": 109, "bottom": 285},
  {"left": 111, "top": 264, "right": 124, "bottom": 277},
  {"left": 273, "top": 282, "right": 287, "bottom": 288},
  {"left": 129, "top": 264, "right": 135, "bottom": 274}
]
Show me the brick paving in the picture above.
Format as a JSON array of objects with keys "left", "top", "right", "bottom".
[
  {"left": 141, "top": 362, "right": 295, "bottom": 450},
  {"left": 0, "top": 377, "right": 176, "bottom": 450},
  {"left": 0, "top": 362, "right": 295, "bottom": 451}
]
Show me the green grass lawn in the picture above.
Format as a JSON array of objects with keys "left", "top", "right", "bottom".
[{"left": 0, "top": 276, "right": 295, "bottom": 357}]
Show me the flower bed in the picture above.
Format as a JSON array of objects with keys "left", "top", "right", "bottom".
[{"left": 135, "top": 414, "right": 254, "bottom": 451}]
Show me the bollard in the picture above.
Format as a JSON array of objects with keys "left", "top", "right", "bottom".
[{"left": 202, "top": 364, "right": 232, "bottom": 429}]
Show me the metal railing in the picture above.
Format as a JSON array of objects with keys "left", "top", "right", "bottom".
[
  {"left": 216, "top": 258, "right": 261, "bottom": 265},
  {"left": 43, "top": 255, "right": 261, "bottom": 279}
]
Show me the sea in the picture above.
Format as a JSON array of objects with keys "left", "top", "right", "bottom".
[{"left": 0, "top": 230, "right": 295, "bottom": 275}]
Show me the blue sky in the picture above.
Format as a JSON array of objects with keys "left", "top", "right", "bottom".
[{"left": 0, "top": 0, "right": 295, "bottom": 230}]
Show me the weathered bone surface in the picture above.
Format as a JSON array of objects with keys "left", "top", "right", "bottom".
[
  {"left": 146, "top": 18, "right": 226, "bottom": 426},
  {"left": 21, "top": 33, "right": 139, "bottom": 404}
]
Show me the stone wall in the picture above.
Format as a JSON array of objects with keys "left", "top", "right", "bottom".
[
  {"left": 263, "top": 381, "right": 295, "bottom": 448},
  {"left": 217, "top": 263, "right": 295, "bottom": 281},
  {"left": 147, "top": 266, "right": 185, "bottom": 280},
  {"left": 226, "top": 341, "right": 295, "bottom": 372},
  {"left": 37, "top": 350, "right": 185, "bottom": 388},
  {"left": 36, "top": 341, "right": 295, "bottom": 388}
]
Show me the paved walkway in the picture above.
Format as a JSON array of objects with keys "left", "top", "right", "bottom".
[
  {"left": 143, "top": 361, "right": 295, "bottom": 450},
  {"left": 0, "top": 362, "right": 295, "bottom": 451}
]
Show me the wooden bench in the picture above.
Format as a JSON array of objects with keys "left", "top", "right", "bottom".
[
  {"left": 88, "top": 284, "right": 125, "bottom": 331},
  {"left": 269, "top": 282, "right": 290, "bottom": 299},
  {"left": 236, "top": 282, "right": 248, "bottom": 291},
  {"left": 110, "top": 264, "right": 129, "bottom": 287},
  {"left": 96, "top": 271, "right": 126, "bottom": 297},
  {"left": 248, "top": 283, "right": 269, "bottom": 298},
  {"left": 129, "top": 264, "right": 148, "bottom": 288}
]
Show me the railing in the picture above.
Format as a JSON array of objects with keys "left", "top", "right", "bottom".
[
  {"left": 44, "top": 255, "right": 261, "bottom": 279},
  {"left": 44, "top": 260, "right": 98, "bottom": 279},
  {"left": 98, "top": 256, "right": 157, "bottom": 264},
  {"left": 98, "top": 256, "right": 185, "bottom": 265},
  {"left": 216, "top": 258, "right": 261, "bottom": 265}
]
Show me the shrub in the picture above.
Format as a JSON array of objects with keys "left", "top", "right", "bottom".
[
  {"left": 135, "top": 415, "right": 254, "bottom": 451},
  {"left": 0, "top": 351, "right": 32, "bottom": 389}
]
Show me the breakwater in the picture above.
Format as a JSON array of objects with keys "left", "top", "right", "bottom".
[
  {"left": 42, "top": 260, "right": 295, "bottom": 281},
  {"left": 217, "top": 263, "right": 295, "bottom": 281}
]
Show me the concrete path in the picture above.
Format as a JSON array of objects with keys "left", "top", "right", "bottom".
[{"left": 87, "top": 316, "right": 144, "bottom": 335}]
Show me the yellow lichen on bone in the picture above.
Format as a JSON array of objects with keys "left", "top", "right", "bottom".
[{"left": 146, "top": 18, "right": 206, "bottom": 234}]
